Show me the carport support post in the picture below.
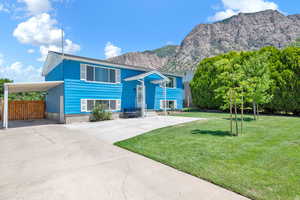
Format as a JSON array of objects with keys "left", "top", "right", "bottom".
[
  {"left": 59, "top": 95, "right": 65, "bottom": 124},
  {"left": 3, "top": 85, "right": 8, "bottom": 129}
]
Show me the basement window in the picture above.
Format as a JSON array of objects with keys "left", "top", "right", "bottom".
[
  {"left": 160, "top": 100, "right": 177, "bottom": 110},
  {"left": 81, "top": 99, "right": 121, "bottom": 112}
]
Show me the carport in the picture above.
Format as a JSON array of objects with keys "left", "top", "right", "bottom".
[{"left": 2, "top": 81, "right": 64, "bottom": 129}]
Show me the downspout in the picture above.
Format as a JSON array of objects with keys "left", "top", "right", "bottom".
[
  {"left": 138, "top": 79, "right": 145, "bottom": 117},
  {"left": 164, "top": 81, "right": 167, "bottom": 116}
]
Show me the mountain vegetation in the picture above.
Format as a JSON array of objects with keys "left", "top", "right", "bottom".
[{"left": 143, "top": 45, "right": 179, "bottom": 58}]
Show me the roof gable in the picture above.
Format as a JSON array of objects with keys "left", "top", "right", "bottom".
[{"left": 42, "top": 52, "right": 63, "bottom": 76}]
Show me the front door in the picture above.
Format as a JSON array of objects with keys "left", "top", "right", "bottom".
[{"left": 136, "top": 85, "right": 143, "bottom": 108}]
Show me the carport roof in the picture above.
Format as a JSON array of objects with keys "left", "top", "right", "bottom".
[{"left": 5, "top": 81, "right": 64, "bottom": 93}]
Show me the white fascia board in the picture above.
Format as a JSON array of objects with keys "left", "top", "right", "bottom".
[{"left": 125, "top": 70, "right": 170, "bottom": 82}]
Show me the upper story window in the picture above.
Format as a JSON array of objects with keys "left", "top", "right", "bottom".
[
  {"left": 81, "top": 64, "right": 120, "bottom": 83},
  {"left": 166, "top": 76, "right": 176, "bottom": 88}
]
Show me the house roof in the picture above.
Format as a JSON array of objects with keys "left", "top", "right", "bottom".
[{"left": 42, "top": 51, "right": 183, "bottom": 77}]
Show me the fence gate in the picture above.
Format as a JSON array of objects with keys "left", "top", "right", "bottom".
[{"left": 0, "top": 100, "right": 45, "bottom": 120}]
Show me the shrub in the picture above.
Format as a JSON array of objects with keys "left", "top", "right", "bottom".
[{"left": 90, "top": 104, "right": 112, "bottom": 122}]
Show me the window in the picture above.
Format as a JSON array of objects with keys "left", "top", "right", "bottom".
[
  {"left": 84, "top": 99, "right": 120, "bottom": 111},
  {"left": 160, "top": 100, "right": 177, "bottom": 110},
  {"left": 84, "top": 65, "right": 118, "bottom": 83},
  {"left": 87, "top": 66, "right": 94, "bottom": 81},
  {"left": 166, "top": 76, "right": 176, "bottom": 88}
]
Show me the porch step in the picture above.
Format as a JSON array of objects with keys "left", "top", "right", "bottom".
[{"left": 145, "top": 111, "right": 158, "bottom": 117}]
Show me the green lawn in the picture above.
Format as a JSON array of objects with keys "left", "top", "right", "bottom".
[{"left": 115, "top": 112, "right": 300, "bottom": 200}]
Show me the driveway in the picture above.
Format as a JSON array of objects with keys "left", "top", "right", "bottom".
[
  {"left": 0, "top": 116, "right": 249, "bottom": 200},
  {"left": 65, "top": 116, "right": 201, "bottom": 143}
]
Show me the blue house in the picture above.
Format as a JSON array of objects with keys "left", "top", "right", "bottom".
[{"left": 42, "top": 51, "right": 184, "bottom": 123}]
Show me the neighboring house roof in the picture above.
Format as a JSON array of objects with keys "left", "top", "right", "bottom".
[{"left": 42, "top": 51, "right": 183, "bottom": 77}]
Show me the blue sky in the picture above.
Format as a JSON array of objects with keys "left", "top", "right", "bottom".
[{"left": 0, "top": 0, "right": 299, "bottom": 82}]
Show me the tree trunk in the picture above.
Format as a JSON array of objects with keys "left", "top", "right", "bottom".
[
  {"left": 257, "top": 104, "right": 259, "bottom": 120},
  {"left": 253, "top": 102, "right": 256, "bottom": 120},
  {"left": 234, "top": 95, "right": 238, "bottom": 136},
  {"left": 230, "top": 92, "right": 233, "bottom": 135},
  {"left": 241, "top": 93, "right": 244, "bottom": 135}
]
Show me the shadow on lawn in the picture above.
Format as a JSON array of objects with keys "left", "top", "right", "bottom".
[
  {"left": 223, "top": 117, "right": 255, "bottom": 122},
  {"left": 191, "top": 129, "right": 232, "bottom": 137}
]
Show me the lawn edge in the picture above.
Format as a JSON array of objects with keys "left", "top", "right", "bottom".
[{"left": 114, "top": 141, "right": 254, "bottom": 200}]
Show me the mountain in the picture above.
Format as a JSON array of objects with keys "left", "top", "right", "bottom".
[
  {"left": 108, "top": 10, "right": 300, "bottom": 72},
  {"left": 108, "top": 45, "right": 179, "bottom": 70}
]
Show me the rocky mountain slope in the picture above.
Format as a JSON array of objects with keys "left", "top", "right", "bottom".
[
  {"left": 108, "top": 45, "right": 179, "bottom": 70},
  {"left": 109, "top": 10, "right": 300, "bottom": 72}
]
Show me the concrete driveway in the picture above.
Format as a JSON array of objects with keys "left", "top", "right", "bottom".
[
  {"left": 65, "top": 116, "right": 201, "bottom": 143},
  {"left": 0, "top": 116, "right": 249, "bottom": 200}
]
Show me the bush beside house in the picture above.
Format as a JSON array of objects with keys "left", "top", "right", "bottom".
[{"left": 90, "top": 104, "right": 112, "bottom": 122}]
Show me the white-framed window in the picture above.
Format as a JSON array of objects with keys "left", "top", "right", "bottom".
[
  {"left": 81, "top": 99, "right": 121, "bottom": 112},
  {"left": 160, "top": 100, "right": 177, "bottom": 110},
  {"left": 80, "top": 64, "right": 120, "bottom": 83},
  {"left": 166, "top": 76, "right": 176, "bottom": 88}
]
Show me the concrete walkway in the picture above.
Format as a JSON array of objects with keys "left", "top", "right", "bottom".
[
  {"left": 65, "top": 116, "right": 202, "bottom": 143},
  {"left": 0, "top": 117, "right": 249, "bottom": 200}
]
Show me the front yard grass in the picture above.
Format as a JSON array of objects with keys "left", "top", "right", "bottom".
[{"left": 115, "top": 112, "right": 300, "bottom": 200}]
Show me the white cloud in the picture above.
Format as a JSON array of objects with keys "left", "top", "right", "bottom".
[
  {"left": 18, "top": 0, "right": 52, "bottom": 15},
  {"left": 27, "top": 48, "right": 35, "bottom": 54},
  {"left": 13, "top": 13, "right": 80, "bottom": 61},
  {"left": 13, "top": 13, "right": 61, "bottom": 46},
  {"left": 38, "top": 45, "right": 60, "bottom": 61},
  {"left": 38, "top": 39, "right": 80, "bottom": 61},
  {"left": 209, "top": 0, "right": 279, "bottom": 21},
  {"left": 0, "top": 61, "right": 43, "bottom": 82},
  {"left": 104, "top": 42, "right": 121, "bottom": 59}
]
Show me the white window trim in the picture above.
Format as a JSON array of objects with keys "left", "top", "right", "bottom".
[
  {"left": 160, "top": 100, "right": 177, "bottom": 109},
  {"left": 84, "top": 64, "right": 120, "bottom": 84},
  {"left": 83, "top": 99, "right": 121, "bottom": 112}
]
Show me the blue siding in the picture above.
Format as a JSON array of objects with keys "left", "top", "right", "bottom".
[
  {"left": 45, "top": 62, "right": 64, "bottom": 81},
  {"left": 45, "top": 57, "right": 184, "bottom": 114},
  {"left": 154, "top": 86, "right": 184, "bottom": 110},
  {"left": 64, "top": 79, "right": 122, "bottom": 114},
  {"left": 145, "top": 81, "right": 156, "bottom": 109},
  {"left": 153, "top": 76, "right": 184, "bottom": 110},
  {"left": 121, "top": 68, "right": 144, "bottom": 109},
  {"left": 63, "top": 60, "right": 80, "bottom": 79},
  {"left": 46, "top": 84, "right": 64, "bottom": 113}
]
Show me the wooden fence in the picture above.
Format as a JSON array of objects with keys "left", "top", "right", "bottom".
[{"left": 0, "top": 100, "right": 45, "bottom": 120}]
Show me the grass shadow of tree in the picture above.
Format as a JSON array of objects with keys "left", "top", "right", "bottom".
[
  {"left": 223, "top": 117, "right": 255, "bottom": 122},
  {"left": 191, "top": 129, "right": 232, "bottom": 137}
]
